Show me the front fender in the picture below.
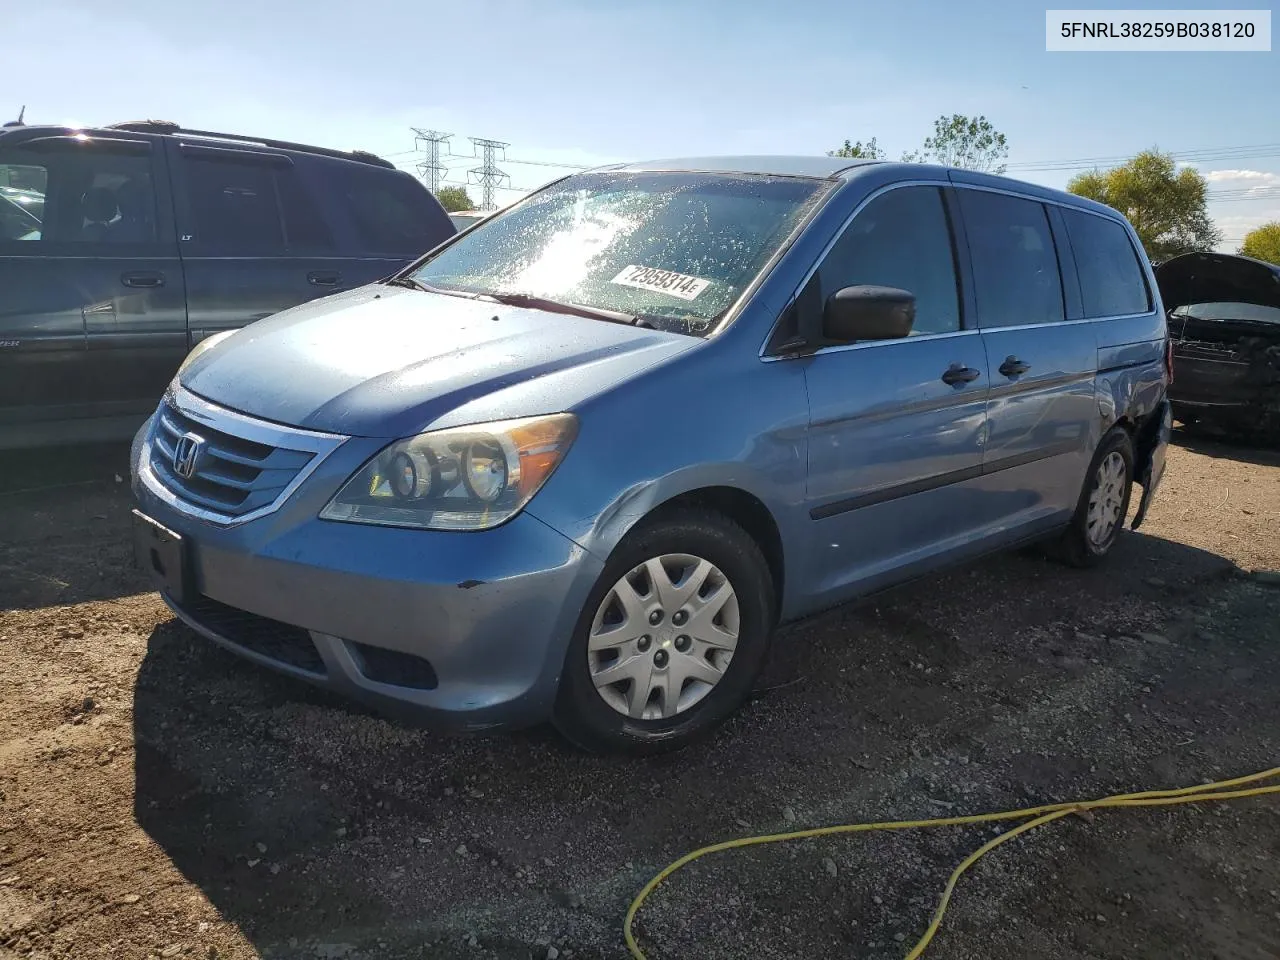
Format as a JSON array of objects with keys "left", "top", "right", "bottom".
[
  {"left": 558, "top": 462, "right": 802, "bottom": 562},
  {"left": 521, "top": 339, "right": 811, "bottom": 613}
]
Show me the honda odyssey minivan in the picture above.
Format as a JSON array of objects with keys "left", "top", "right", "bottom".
[{"left": 130, "top": 157, "right": 1171, "bottom": 753}]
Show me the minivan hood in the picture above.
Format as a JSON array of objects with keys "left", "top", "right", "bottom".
[
  {"left": 1155, "top": 252, "right": 1280, "bottom": 313},
  {"left": 179, "top": 285, "right": 699, "bottom": 437}
]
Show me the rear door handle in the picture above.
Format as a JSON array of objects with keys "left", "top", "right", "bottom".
[
  {"left": 941, "top": 364, "right": 982, "bottom": 386},
  {"left": 121, "top": 272, "right": 165, "bottom": 289},
  {"left": 999, "top": 356, "right": 1031, "bottom": 378},
  {"left": 307, "top": 270, "right": 342, "bottom": 287}
]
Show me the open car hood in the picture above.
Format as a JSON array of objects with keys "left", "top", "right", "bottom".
[{"left": 1155, "top": 252, "right": 1280, "bottom": 313}]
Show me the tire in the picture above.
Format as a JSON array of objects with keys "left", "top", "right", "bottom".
[
  {"left": 552, "top": 508, "right": 777, "bottom": 755},
  {"left": 1051, "top": 428, "right": 1135, "bottom": 568}
]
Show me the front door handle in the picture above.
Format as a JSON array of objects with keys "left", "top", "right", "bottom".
[
  {"left": 941, "top": 364, "right": 982, "bottom": 386},
  {"left": 307, "top": 270, "right": 342, "bottom": 287},
  {"left": 121, "top": 271, "right": 165, "bottom": 289},
  {"left": 999, "top": 356, "right": 1031, "bottom": 378}
]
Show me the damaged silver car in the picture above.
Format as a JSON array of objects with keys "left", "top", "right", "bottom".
[{"left": 1158, "top": 252, "right": 1280, "bottom": 442}]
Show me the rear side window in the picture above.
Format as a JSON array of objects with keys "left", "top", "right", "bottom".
[
  {"left": 816, "top": 186, "right": 961, "bottom": 335},
  {"left": 275, "top": 168, "right": 336, "bottom": 253},
  {"left": 184, "top": 157, "right": 281, "bottom": 253},
  {"left": 181, "top": 154, "right": 334, "bottom": 255},
  {"left": 335, "top": 169, "right": 450, "bottom": 257},
  {"left": 959, "top": 190, "right": 1064, "bottom": 328},
  {"left": 1062, "top": 209, "right": 1151, "bottom": 317}
]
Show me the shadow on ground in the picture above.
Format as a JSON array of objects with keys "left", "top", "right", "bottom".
[{"left": 131, "top": 529, "right": 1280, "bottom": 960}]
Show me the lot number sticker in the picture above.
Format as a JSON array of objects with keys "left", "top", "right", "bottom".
[{"left": 610, "top": 265, "right": 710, "bottom": 301}]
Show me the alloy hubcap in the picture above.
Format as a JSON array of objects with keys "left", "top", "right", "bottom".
[
  {"left": 1086, "top": 451, "right": 1127, "bottom": 547},
  {"left": 587, "top": 554, "right": 740, "bottom": 720}
]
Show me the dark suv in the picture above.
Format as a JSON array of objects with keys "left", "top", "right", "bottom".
[{"left": 0, "top": 120, "right": 455, "bottom": 449}]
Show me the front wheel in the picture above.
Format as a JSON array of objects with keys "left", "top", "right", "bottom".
[
  {"left": 553, "top": 509, "right": 776, "bottom": 754},
  {"left": 1051, "top": 428, "right": 1134, "bottom": 568}
]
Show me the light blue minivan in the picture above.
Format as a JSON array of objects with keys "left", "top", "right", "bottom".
[{"left": 130, "top": 157, "right": 1171, "bottom": 753}]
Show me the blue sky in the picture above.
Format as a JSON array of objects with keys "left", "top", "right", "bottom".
[{"left": 10, "top": 0, "right": 1279, "bottom": 247}]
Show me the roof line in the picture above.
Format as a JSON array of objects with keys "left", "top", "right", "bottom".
[{"left": 829, "top": 160, "right": 886, "bottom": 176}]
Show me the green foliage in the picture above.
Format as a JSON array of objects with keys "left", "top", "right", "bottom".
[
  {"left": 828, "top": 137, "right": 886, "bottom": 160},
  {"left": 830, "top": 115, "right": 1009, "bottom": 171},
  {"left": 435, "top": 186, "right": 475, "bottom": 213},
  {"left": 1067, "top": 150, "right": 1221, "bottom": 262},
  {"left": 918, "top": 114, "right": 1008, "bottom": 173},
  {"left": 1240, "top": 222, "right": 1280, "bottom": 265}
]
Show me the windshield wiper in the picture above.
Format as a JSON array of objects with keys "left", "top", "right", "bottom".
[
  {"left": 387, "top": 282, "right": 677, "bottom": 331},
  {"left": 477, "top": 291, "right": 643, "bottom": 326},
  {"left": 384, "top": 276, "right": 475, "bottom": 299},
  {"left": 384, "top": 275, "right": 427, "bottom": 291}
]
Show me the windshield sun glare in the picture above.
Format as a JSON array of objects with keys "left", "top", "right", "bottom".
[{"left": 409, "top": 171, "right": 827, "bottom": 337}]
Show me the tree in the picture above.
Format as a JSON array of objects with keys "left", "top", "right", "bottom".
[
  {"left": 1240, "top": 222, "right": 1280, "bottom": 265},
  {"left": 916, "top": 114, "right": 1008, "bottom": 173},
  {"left": 1067, "top": 150, "right": 1221, "bottom": 262},
  {"left": 435, "top": 186, "right": 475, "bottom": 212},
  {"left": 828, "top": 137, "right": 885, "bottom": 160}
]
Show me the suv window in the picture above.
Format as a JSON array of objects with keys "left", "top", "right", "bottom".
[
  {"left": 0, "top": 141, "right": 159, "bottom": 245},
  {"left": 276, "top": 169, "right": 335, "bottom": 253},
  {"left": 816, "top": 186, "right": 960, "bottom": 335},
  {"left": 1062, "top": 209, "right": 1150, "bottom": 317},
  {"left": 337, "top": 169, "right": 447, "bottom": 256},
  {"left": 959, "top": 190, "right": 1064, "bottom": 328},
  {"left": 182, "top": 154, "right": 334, "bottom": 255}
]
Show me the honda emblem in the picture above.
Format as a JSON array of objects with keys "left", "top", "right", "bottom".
[{"left": 172, "top": 432, "right": 205, "bottom": 479}]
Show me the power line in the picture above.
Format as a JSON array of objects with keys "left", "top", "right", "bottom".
[
  {"left": 1208, "top": 187, "right": 1279, "bottom": 195},
  {"left": 503, "top": 156, "right": 593, "bottom": 170},
  {"left": 1009, "top": 142, "right": 1280, "bottom": 173},
  {"left": 394, "top": 130, "right": 1280, "bottom": 211},
  {"left": 1210, "top": 194, "right": 1280, "bottom": 203}
]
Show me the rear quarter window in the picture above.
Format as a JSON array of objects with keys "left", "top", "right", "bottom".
[
  {"left": 331, "top": 168, "right": 453, "bottom": 258},
  {"left": 1062, "top": 209, "right": 1151, "bottom": 318}
]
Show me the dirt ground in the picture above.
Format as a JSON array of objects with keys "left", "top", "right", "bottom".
[{"left": 1, "top": 431, "right": 1278, "bottom": 960}]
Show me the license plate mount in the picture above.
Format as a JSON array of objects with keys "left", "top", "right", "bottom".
[{"left": 131, "top": 509, "right": 192, "bottom": 603}]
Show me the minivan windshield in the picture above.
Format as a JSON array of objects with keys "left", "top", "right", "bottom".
[{"left": 407, "top": 171, "right": 829, "bottom": 337}]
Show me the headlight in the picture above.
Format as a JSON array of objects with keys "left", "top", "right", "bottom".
[
  {"left": 176, "top": 330, "right": 235, "bottom": 378},
  {"left": 320, "top": 414, "right": 578, "bottom": 531}
]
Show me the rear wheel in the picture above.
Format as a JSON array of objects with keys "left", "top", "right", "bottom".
[
  {"left": 553, "top": 509, "right": 776, "bottom": 754},
  {"left": 1051, "top": 428, "right": 1134, "bottom": 568}
]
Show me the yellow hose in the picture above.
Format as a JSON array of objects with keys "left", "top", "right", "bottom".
[{"left": 624, "top": 766, "right": 1280, "bottom": 960}]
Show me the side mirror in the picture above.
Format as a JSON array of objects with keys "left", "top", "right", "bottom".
[{"left": 823, "top": 285, "right": 916, "bottom": 343}]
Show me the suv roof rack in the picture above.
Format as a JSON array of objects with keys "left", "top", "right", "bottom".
[{"left": 103, "top": 120, "right": 396, "bottom": 169}]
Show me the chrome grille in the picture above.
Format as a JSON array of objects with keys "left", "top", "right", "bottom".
[{"left": 141, "top": 386, "right": 345, "bottom": 525}]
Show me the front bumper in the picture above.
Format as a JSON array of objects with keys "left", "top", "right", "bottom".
[
  {"left": 130, "top": 407, "right": 604, "bottom": 731},
  {"left": 1170, "top": 350, "right": 1280, "bottom": 427}
]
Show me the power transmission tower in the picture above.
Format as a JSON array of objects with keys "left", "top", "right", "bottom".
[
  {"left": 467, "top": 137, "right": 511, "bottom": 211},
  {"left": 411, "top": 129, "right": 452, "bottom": 194}
]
